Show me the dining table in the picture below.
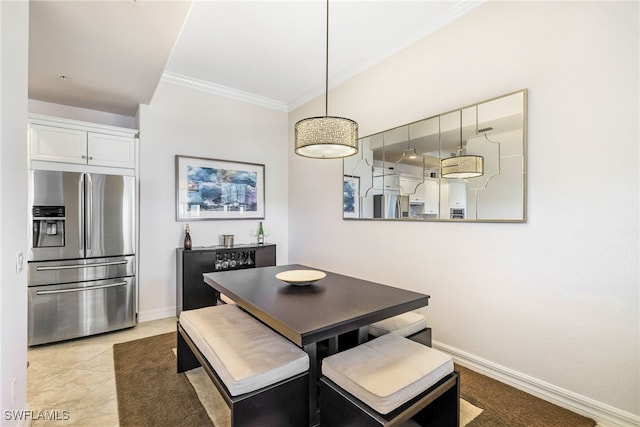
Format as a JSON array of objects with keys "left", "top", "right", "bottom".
[{"left": 202, "top": 263, "right": 430, "bottom": 426}]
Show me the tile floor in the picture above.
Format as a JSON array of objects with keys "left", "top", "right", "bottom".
[{"left": 27, "top": 317, "right": 177, "bottom": 426}]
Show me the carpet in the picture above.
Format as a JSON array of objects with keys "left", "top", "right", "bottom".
[
  {"left": 113, "top": 332, "right": 213, "bottom": 427},
  {"left": 114, "top": 332, "right": 594, "bottom": 427},
  {"left": 457, "top": 365, "right": 596, "bottom": 427}
]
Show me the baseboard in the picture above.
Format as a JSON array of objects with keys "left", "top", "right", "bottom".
[
  {"left": 137, "top": 306, "right": 176, "bottom": 323},
  {"left": 432, "top": 340, "right": 640, "bottom": 427}
]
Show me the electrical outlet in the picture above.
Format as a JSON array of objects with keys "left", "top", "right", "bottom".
[
  {"left": 16, "top": 251, "right": 23, "bottom": 274},
  {"left": 11, "top": 378, "right": 16, "bottom": 404}
]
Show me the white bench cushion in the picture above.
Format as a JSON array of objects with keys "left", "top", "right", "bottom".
[
  {"left": 368, "top": 311, "right": 427, "bottom": 337},
  {"left": 322, "top": 333, "right": 453, "bottom": 414},
  {"left": 179, "top": 305, "right": 309, "bottom": 396}
]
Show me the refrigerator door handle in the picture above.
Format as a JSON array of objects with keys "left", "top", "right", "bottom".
[
  {"left": 35, "top": 281, "right": 128, "bottom": 295},
  {"left": 79, "top": 174, "right": 85, "bottom": 252},
  {"left": 86, "top": 174, "right": 92, "bottom": 250},
  {"left": 35, "top": 260, "right": 128, "bottom": 271}
]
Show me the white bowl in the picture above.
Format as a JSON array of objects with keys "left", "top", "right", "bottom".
[{"left": 275, "top": 269, "right": 326, "bottom": 286}]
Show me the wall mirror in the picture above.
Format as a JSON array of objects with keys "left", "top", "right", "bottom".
[{"left": 343, "top": 89, "right": 527, "bottom": 222}]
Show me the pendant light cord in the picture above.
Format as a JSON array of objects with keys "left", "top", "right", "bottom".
[
  {"left": 325, "top": 0, "right": 329, "bottom": 117},
  {"left": 459, "top": 109, "right": 463, "bottom": 155}
]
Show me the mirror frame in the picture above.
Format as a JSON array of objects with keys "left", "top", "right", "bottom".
[{"left": 342, "top": 89, "right": 527, "bottom": 223}]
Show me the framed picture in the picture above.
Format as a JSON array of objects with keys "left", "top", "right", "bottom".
[
  {"left": 343, "top": 175, "right": 360, "bottom": 218},
  {"left": 176, "top": 155, "right": 265, "bottom": 220}
]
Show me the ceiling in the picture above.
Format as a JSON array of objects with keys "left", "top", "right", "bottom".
[{"left": 28, "top": 0, "right": 482, "bottom": 117}]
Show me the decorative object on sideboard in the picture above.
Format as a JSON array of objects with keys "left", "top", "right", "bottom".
[
  {"left": 183, "top": 224, "right": 192, "bottom": 250},
  {"left": 222, "top": 234, "right": 234, "bottom": 248},
  {"left": 294, "top": 0, "right": 358, "bottom": 159},
  {"left": 175, "top": 155, "right": 265, "bottom": 221},
  {"left": 257, "top": 221, "right": 265, "bottom": 245}
]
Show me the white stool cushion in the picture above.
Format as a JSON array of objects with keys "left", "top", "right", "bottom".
[
  {"left": 368, "top": 311, "right": 427, "bottom": 337},
  {"left": 179, "top": 305, "right": 309, "bottom": 396},
  {"left": 322, "top": 334, "right": 453, "bottom": 414}
]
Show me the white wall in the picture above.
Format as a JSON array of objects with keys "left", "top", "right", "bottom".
[
  {"left": 28, "top": 99, "right": 136, "bottom": 129},
  {"left": 289, "top": 1, "right": 639, "bottom": 425},
  {"left": 0, "top": 0, "right": 29, "bottom": 423},
  {"left": 137, "top": 80, "right": 289, "bottom": 321}
]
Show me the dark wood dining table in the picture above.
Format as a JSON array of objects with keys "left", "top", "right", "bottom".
[{"left": 203, "top": 264, "right": 430, "bottom": 426}]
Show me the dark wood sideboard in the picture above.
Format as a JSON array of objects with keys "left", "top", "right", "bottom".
[{"left": 176, "top": 244, "right": 276, "bottom": 316}]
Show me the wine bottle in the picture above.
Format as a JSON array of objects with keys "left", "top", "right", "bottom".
[
  {"left": 184, "top": 224, "right": 192, "bottom": 250},
  {"left": 257, "top": 221, "right": 265, "bottom": 245}
]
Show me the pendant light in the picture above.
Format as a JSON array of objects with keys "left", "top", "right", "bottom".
[
  {"left": 399, "top": 125, "right": 418, "bottom": 160},
  {"left": 294, "top": 0, "right": 358, "bottom": 159},
  {"left": 441, "top": 109, "right": 483, "bottom": 178}
]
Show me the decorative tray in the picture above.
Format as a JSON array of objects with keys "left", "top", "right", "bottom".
[{"left": 275, "top": 269, "right": 326, "bottom": 286}]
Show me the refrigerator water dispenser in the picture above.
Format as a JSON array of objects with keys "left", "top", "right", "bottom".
[{"left": 32, "top": 206, "right": 65, "bottom": 248}]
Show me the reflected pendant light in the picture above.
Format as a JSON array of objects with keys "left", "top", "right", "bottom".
[
  {"left": 441, "top": 109, "right": 483, "bottom": 178},
  {"left": 294, "top": 0, "right": 358, "bottom": 159}
]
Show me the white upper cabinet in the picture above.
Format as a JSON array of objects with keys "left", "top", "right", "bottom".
[
  {"left": 28, "top": 114, "right": 137, "bottom": 171},
  {"left": 30, "top": 124, "right": 87, "bottom": 165},
  {"left": 87, "top": 133, "right": 135, "bottom": 168}
]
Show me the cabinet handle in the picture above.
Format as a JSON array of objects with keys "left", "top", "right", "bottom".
[
  {"left": 36, "top": 260, "right": 128, "bottom": 271},
  {"left": 81, "top": 155, "right": 87, "bottom": 159},
  {"left": 88, "top": 156, "right": 93, "bottom": 160},
  {"left": 36, "top": 281, "right": 129, "bottom": 295}
]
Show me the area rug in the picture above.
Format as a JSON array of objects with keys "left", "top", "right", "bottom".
[
  {"left": 114, "top": 332, "right": 593, "bottom": 427},
  {"left": 113, "top": 332, "right": 213, "bottom": 427},
  {"left": 457, "top": 365, "right": 596, "bottom": 427}
]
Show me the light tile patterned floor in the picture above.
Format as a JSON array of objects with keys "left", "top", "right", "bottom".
[{"left": 27, "top": 317, "right": 177, "bottom": 426}]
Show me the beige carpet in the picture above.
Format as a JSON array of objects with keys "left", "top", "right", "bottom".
[
  {"left": 456, "top": 365, "right": 595, "bottom": 427},
  {"left": 114, "top": 332, "right": 212, "bottom": 427}
]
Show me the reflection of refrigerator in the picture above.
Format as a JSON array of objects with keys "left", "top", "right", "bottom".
[
  {"left": 373, "top": 194, "right": 409, "bottom": 219},
  {"left": 27, "top": 170, "right": 136, "bottom": 345}
]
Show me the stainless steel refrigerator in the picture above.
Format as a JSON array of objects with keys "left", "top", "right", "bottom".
[
  {"left": 373, "top": 194, "right": 410, "bottom": 219},
  {"left": 27, "top": 170, "right": 136, "bottom": 346}
]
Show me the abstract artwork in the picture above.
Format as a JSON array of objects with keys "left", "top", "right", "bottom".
[
  {"left": 343, "top": 175, "right": 360, "bottom": 218},
  {"left": 176, "top": 155, "right": 265, "bottom": 220}
]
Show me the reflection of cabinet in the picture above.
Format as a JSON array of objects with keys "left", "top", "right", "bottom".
[
  {"left": 29, "top": 115, "right": 136, "bottom": 169},
  {"left": 424, "top": 180, "right": 439, "bottom": 214},
  {"left": 448, "top": 181, "right": 467, "bottom": 208},
  {"left": 176, "top": 244, "right": 276, "bottom": 316},
  {"left": 373, "top": 168, "right": 399, "bottom": 190}
]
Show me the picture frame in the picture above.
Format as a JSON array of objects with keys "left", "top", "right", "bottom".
[
  {"left": 175, "top": 155, "right": 265, "bottom": 221},
  {"left": 343, "top": 175, "right": 360, "bottom": 218}
]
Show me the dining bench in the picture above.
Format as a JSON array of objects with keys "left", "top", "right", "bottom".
[
  {"left": 320, "top": 333, "right": 459, "bottom": 426},
  {"left": 368, "top": 311, "right": 432, "bottom": 346},
  {"left": 177, "top": 304, "right": 310, "bottom": 427}
]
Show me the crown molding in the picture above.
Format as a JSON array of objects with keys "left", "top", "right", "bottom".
[
  {"left": 161, "top": 72, "right": 288, "bottom": 112},
  {"left": 163, "top": 1, "right": 483, "bottom": 114}
]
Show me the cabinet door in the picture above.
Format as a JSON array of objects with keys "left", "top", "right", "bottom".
[
  {"left": 255, "top": 245, "right": 276, "bottom": 267},
  {"left": 424, "top": 180, "right": 439, "bottom": 214},
  {"left": 448, "top": 181, "right": 467, "bottom": 208},
  {"left": 30, "top": 124, "right": 87, "bottom": 164},
  {"left": 87, "top": 133, "right": 135, "bottom": 168},
  {"left": 180, "top": 250, "right": 219, "bottom": 314}
]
